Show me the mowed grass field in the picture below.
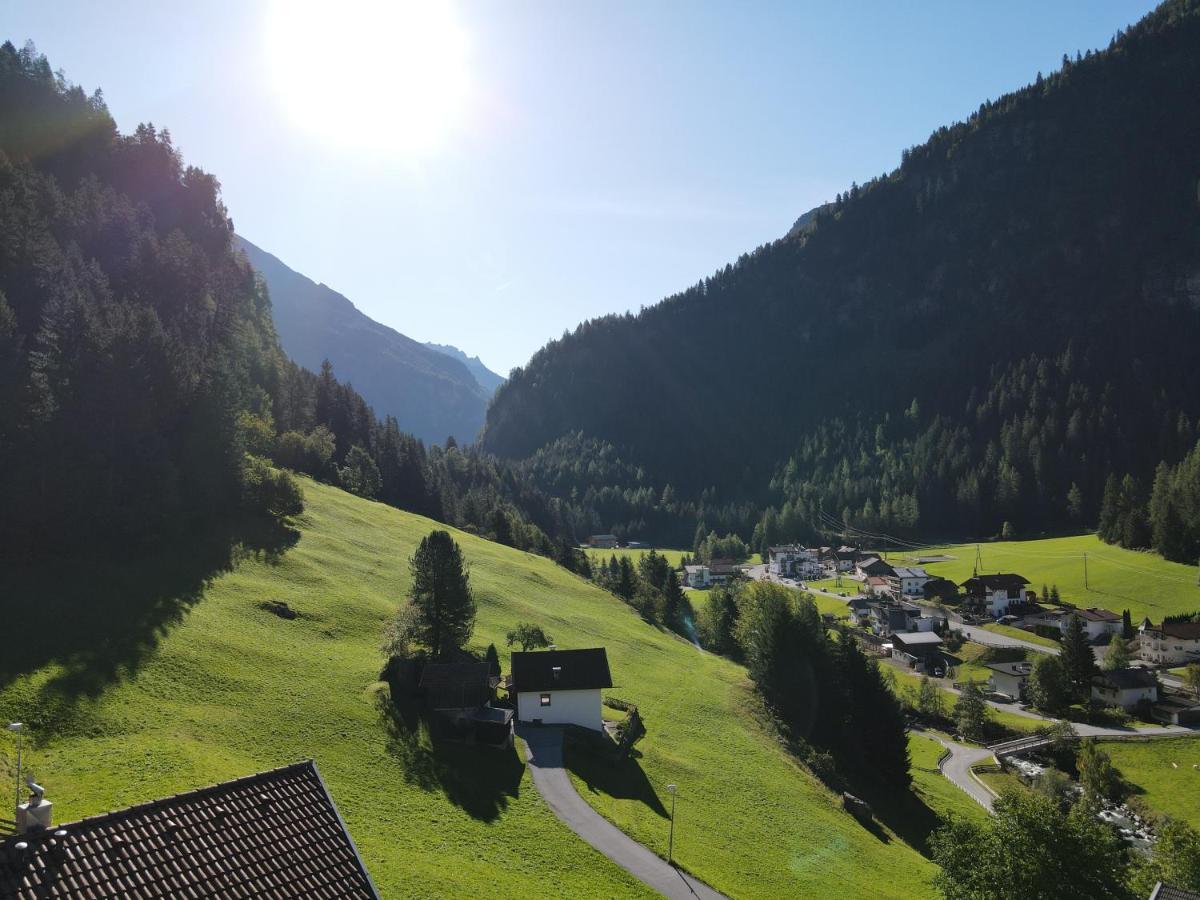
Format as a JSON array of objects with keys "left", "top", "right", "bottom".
[
  {"left": 584, "top": 547, "right": 690, "bottom": 568},
  {"left": 906, "top": 534, "right": 1200, "bottom": 624},
  {"left": 0, "top": 480, "right": 939, "bottom": 898},
  {"left": 1098, "top": 737, "right": 1200, "bottom": 829}
]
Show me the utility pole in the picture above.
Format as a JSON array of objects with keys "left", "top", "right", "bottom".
[
  {"left": 666, "top": 783, "right": 677, "bottom": 866},
  {"left": 1083, "top": 552, "right": 1089, "bottom": 590},
  {"left": 6, "top": 722, "right": 22, "bottom": 824}
]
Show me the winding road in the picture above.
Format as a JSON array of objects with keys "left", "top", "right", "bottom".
[
  {"left": 519, "top": 726, "right": 727, "bottom": 900},
  {"left": 915, "top": 730, "right": 997, "bottom": 810}
]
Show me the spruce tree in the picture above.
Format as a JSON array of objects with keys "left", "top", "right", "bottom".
[
  {"left": 1062, "top": 614, "right": 1097, "bottom": 702},
  {"left": 408, "top": 530, "right": 475, "bottom": 660}
]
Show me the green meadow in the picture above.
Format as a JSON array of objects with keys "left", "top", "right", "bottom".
[
  {"left": 1099, "top": 737, "right": 1200, "bottom": 829},
  {"left": 1, "top": 479, "right": 942, "bottom": 898},
  {"left": 906, "top": 534, "right": 1200, "bottom": 624}
]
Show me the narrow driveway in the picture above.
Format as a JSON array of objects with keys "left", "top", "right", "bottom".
[
  {"left": 520, "top": 727, "right": 727, "bottom": 900},
  {"left": 952, "top": 623, "right": 1059, "bottom": 656},
  {"left": 916, "top": 730, "right": 996, "bottom": 811}
]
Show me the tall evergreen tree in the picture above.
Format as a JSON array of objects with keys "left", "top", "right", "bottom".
[
  {"left": 407, "top": 530, "right": 475, "bottom": 660},
  {"left": 1061, "top": 614, "right": 1098, "bottom": 702}
]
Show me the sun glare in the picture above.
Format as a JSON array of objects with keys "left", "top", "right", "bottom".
[{"left": 265, "top": 0, "right": 470, "bottom": 160}]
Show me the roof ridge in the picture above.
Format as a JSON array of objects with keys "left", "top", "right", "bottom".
[{"left": 49, "top": 759, "right": 317, "bottom": 833}]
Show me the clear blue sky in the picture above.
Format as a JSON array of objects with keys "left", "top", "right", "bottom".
[{"left": 4, "top": 0, "right": 1157, "bottom": 374}]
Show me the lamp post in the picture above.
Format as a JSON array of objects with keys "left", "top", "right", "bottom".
[
  {"left": 6, "top": 722, "right": 22, "bottom": 823},
  {"left": 666, "top": 783, "right": 677, "bottom": 866}
]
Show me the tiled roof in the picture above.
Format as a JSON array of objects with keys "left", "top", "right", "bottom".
[
  {"left": 1071, "top": 607, "right": 1121, "bottom": 622},
  {"left": 511, "top": 648, "right": 613, "bottom": 692},
  {"left": 1150, "top": 881, "right": 1200, "bottom": 900},
  {"left": 961, "top": 573, "right": 1029, "bottom": 590},
  {"left": 0, "top": 760, "right": 378, "bottom": 899},
  {"left": 1092, "top": 667, "right": 1158, "bottom": 691},
  {"left": 1159, "top": 621, "right": 1200, "bottom": 640}
]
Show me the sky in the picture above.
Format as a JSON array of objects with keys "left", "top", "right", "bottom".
[{"left": 3, "top": 0, "right": 1159, "bottom": 375}]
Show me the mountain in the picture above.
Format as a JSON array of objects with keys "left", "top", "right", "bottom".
[
  {"left": 423, "top": 341, "right": 506, "bottom": 395},
  {"left": 482, "top": 1, "right": 1200, "bottom": 548},
  {"left": 236, "top": 235, "right": 488, "bottom": 445}
]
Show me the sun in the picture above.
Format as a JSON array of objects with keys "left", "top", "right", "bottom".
[{"left": 265, "top": 0, "right": 471, "bottom": 160}]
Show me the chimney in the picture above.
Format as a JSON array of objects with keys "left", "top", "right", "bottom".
[
  {"left": 551, "top": 666, "right": 562, "bottom": 681},
  {"left": 16, "top": 777, "right": 52, "bottom": 835}
]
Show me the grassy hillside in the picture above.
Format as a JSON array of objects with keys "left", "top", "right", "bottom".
[
  {"left": 1, "top": 479, "right": 940, "bottom": 897},
  {"left": 906, "top": 534, "right": 1200, "bottom": 624},
  {"left": 1099, "top": 738, "right": 1200, "bottom": 829}
]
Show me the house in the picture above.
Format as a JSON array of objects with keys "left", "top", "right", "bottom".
[
  {"left": 587, "top": 534, "right": 619, "bottom": 549},
  {"left": 1138, "top": 619, "right": 1200, "bottom": 666},
  {"left": 767, "top": 545, "right": 821, "bottom": 579},
  {"left": 1151, "top": 691, "right": 1200, "bottom": 726},
  {"left": 865, "top": 575, "right": 892, "bottom": 597},
  {"left": 986, "top": 661, "right": 1034, "bottom": 700},
  {"left": 868, "top": 600, "right": 923, "bottom": 636},
  {"left": 0, "top": 761, "right": 379, "bottom": 898},
  {"left": 683, "top": 564, "right": 711, "bottom": 588},
  {"left": 1149, "top": 883, "right": 1200, "bottom": 900},
  {"left": 847, "top": 594, "right": 872, "bottom": 627},
  {"left": 832, "top": 546, "right": 863, "bottom": 572},
  {"left": 886, "top": 566, "right": 931, "bottom": 598},
  {"left": 511, "top": 647, "right": 613, "bottom": 731},
  {"left": 890, "top": 631, "right": 944, "bottom": 670},
  {"left": 1061, "top": 607, "right": 1123, "bottom": 643},
  {"left": 708, "top": 559, "right": 740, "bottom": 584},
  {"left": 856, "top": 556, "right": 895, "bottom": 579},
  {"left": 960, "top": 573, "right": 1030, "bottom": 617},
  {"left": 1091, "top": 668, "right": 1158, "bottom": 711}
]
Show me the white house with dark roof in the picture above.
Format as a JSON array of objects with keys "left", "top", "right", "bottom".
[
  {"left": 960, "top": 573, "right": 1030, "bottom": 616},
  {"left": 768, "top": 545, "right": 821, "bottom": 579},
  {"left": 1138, "top": 619, "right": 1200, "bottom": 666},
  {"left": 1091, "top": 668, "right": 1158, "bottom": 711},
  {"left": 1060, "top": 607, "right": 1123, "bottom": 642},
  {"left": 886, "top": 566, "right": 931, "bottom": 598},
  {"left": 683, "top": 564, "right": 711, "bottom": 588},
  {"left": 511, "top": 647, "right": 613, "bottom": 731}
]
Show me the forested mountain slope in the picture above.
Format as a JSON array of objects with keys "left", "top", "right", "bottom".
[
  {"left": 482, "top": 0, "right": 1200, "bottom": 546},
  {"left": 236, "top": 235, "right": 488, "bottom": 445}
]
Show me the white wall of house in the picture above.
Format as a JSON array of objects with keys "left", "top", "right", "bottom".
[
  {"left": 517, "top": 688, "right": 603, "bottom": 730},
  {"left": 1061, "top": 616, "right": 1121, "bottom": 642},
  {"left": 1139, "top": 633, "right": 1200, "bottom": 666},
  {"left": 988, "top": 671, "right": 1027, "bottom": 699},
  {"left": 1091, "top": 683, "right": 1156, "bottom": 711}
]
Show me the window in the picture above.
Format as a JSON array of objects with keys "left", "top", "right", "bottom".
[{"left": 540, "top": 693, "right": 552, "bottom": 707}]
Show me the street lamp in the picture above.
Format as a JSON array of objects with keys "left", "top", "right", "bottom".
[
  {"left": 666, "top": 783, "right": 677, "bottom": 866},
  {"left": 6, "top": 723, "right": 23, "bottom": 823}
]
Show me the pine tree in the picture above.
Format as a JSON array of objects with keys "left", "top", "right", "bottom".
[
  {"left": 1061, "top": 614, "right": 1097, "bottom": 702},
  {"left": 408, "top": 530, "right": 475, "bottom": 660},
  {"left": 1121, "top": 609, "right": 1133, "bottom": 641}
]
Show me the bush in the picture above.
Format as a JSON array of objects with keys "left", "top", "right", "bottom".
[
  {"left": 242, "top": 455, "right": 304, "bottom": 518},
  {"left": 603, "top": 696, "right": 633, "bottom": 712}
]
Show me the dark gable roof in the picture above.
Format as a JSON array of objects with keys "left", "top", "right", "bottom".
[
  {"left": 1072, "top": 607, "right": 1121, "bottom": 622},
  {"left": 511, "top": 648, "right": 613, "bottom": 693},
  {"left": 1093, "top": 668, "right": 1158, "bottom": 691},
  {"left": 0, "top": 760, "right": 378, "bottom": 899},
  {"left": 1161, "top": 621, "right": 1200, "bottom": 640},
  {"left": 961, "top": 573, "right": 1029, "bottom": 590}
]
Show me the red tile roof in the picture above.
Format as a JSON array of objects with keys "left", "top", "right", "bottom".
[{"left": 0, "top": 760, "right": 378, "bottom": 898}]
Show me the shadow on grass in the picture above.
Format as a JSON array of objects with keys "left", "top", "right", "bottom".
[
  {"left": 376, "top": 688, "right": 523, "bottom": 823},
  {"left": 0, "top": 515, "right": 299, "bottom": 725},
  {"left": 564, "top": 737, "right": 670, "bottom": 819},
  {"left": 841, "top": 772, "right": 944, "bottom": 853}
]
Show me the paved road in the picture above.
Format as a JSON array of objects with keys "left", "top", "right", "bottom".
[
  {"left": 520, "top": 727, "right": 727, "bottom": 900},
  {"left": 916, "top": 730, "right": 996, "bottom": 811},
  {"left": 952, "top": 623, "right": 1059, "bottom": 656}
]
